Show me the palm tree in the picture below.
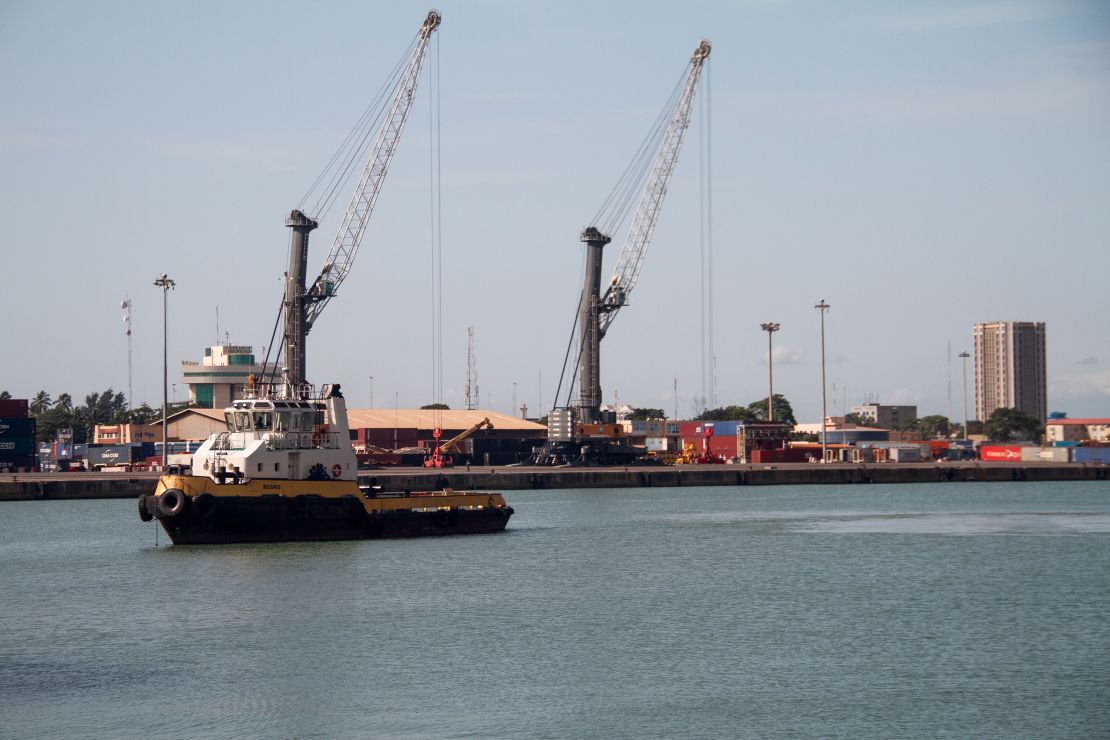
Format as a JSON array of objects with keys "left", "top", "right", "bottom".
[
  {"left": 0, "top": 390, "right": 11, "bottom": 400},
  {"left": 55, "top": 393, "right": 73, "bottom": 412},
  {"left": 30, "top": 390, "right": 53, "bottom": 415}
]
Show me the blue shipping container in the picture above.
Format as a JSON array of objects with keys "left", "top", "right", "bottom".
[
  {"left": 0, "top": 437, "right": 36, "bottom": 456},
  {"left": 0, "top": 417, "right": 36, "bottom": 437},
  {"left": 1073, "top": 447, "right": 1110, "bottom": 464}
]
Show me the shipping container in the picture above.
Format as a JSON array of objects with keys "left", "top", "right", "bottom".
[
  {"left": 0, "top": 437, "right": 36, "bottom": 456},
  {"left": 678, "top": 422, "right": 700, "bottom": 438},
  {"left": 889, "top": 446, "right": 922, "bottom": 463},
  {"left": 0, "top": 399, "right": 29, "bottom": 417},
  {"left": 751, "top": 447, "right": 814, "bottom": 463},
  {"left": 1073, "top": 447, "right": 1110, "bottom": 464},
  {"left": 979, "top": 445, "right": 1024, "bottom": 461},
  {"left": 0, "top": 417, "right": 36, "bottom": 437},
  {"left": 0, "top": 455, "right": 36, "bottom": 471},
  {"left": 714, "top": 421, "right": 739, "bottom": 437},
  {"left": 1020, "top": 447, "right": 1071, "bottom": 462},
  {"left": 645, "top": 437, "right": 669, "bottom": 452},
  {"left": 86, "top": 444, "right": 142, "bottom": 469}
]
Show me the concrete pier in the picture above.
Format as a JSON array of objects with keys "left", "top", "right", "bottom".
[{"left": 1, "top": 462, "right": 1106, "bottom": 501}]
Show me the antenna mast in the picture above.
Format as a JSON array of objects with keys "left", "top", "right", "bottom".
[{"left": 465, "top": 326, "right": 479, "bottom": 410}]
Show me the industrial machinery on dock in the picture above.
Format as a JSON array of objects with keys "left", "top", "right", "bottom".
[
  {"left": 139, "top": 11, "right": 514, "bottom": 544},
  {"left": 534, "top": 39, "right": 712, "bottom": 466}
]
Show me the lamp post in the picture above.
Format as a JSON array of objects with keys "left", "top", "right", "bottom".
[
  {"left": 154, "top": 274, "right": 175, "bottom": 469},
  {"left": 815, "top": 300, "right": 830, "bottom": 462},
  {"left": 120, "top": 299, "right": 133, "bottom": 422},
  {"left": 760, "top": 322, "right": 780, "bottom": 421},
  {"left": 369, "top": 376, "right": 374, "bottom": 408},
  {"left": 958, "top": 350, "right": 970, "bottom": 439}
]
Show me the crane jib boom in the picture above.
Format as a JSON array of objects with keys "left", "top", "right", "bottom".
[
  {"left": 281, "top": 11, "right": 440, "bottom": 389},
  {"left": 598, "top": 39, "right": 710, "bottom": 338},
  {"left": 569, "top": 39, "right": 710, "bottom": 427},
  {"left": 304, "top": 10, "right": 441, "bottom": 332}
]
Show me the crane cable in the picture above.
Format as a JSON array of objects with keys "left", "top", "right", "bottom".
[
  {"left": 588, "top": 68, "right": 686, "bottom": 236},
  {"left": 699, "top": 61, "right": 714, "bottom": 412},
  {"left": 427, "top": 32, "right": 444, "bottom": 429},
  {"left": 297, "top": 34, "right": 422, "bottom": 223}
]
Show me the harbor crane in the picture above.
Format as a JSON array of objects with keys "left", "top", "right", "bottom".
[
  {"left": 536, "top": 39, "right": 711, "bottom": 465},
  {"left": 279, "top": 10, "right": 441, "bottom": 390}
]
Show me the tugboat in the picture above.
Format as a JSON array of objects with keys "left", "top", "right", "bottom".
[
  {"left": 138, "top": 378, "right": 513, "bottom": 544},
  {"left": 137, "top": 10, "right": 513, "bottom": 544}
]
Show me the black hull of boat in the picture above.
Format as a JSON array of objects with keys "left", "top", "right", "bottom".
[{"left": 146, "top": 494, "right": 513, "bottom": 545}]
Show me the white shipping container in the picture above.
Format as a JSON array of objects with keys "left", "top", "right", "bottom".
[
  {"left": 1020, "top": 447, "right": 1070, "bottom": 462},
  {"left": 645, "top": 437, "right": 669, "bottom": 452},
  {"left": 889, "top": 446, "right": 922, "bottom": 463}
]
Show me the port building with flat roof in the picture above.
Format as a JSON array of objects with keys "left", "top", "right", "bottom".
[{"left": 180, "top": 344, "right": 279, "bottom": 409}]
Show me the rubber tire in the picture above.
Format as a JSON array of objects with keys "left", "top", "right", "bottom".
[
  {"left": 156, "top": 488, "right": 187, "bottom": 519},
  {"left": 192, "top": 493, "right": 217, "bottom": 520},
  {"left": 138, "top": 494, "right": 153, "bottom": 522}
]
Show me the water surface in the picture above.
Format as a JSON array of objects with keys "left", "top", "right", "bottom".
[{"left": 2, "top": 481, "right": 1108, "bottom": 738}]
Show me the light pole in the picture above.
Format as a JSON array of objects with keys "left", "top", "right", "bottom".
[
  {"left": 154, "top": 274, "right": 175, "bottom": 469},
  {"left": 760, "top": 322, "right": 780, "bottom": 421},
  {"left": 958, "top": 350, "right": 970, "bottom": 439},
  {"left": 815, "top": 300, "right": 830, "bottom": 462},
  {"left": 121, "top": 299, "right": 133, "bottom": 422},
  {"left": 369, "top": 376, "right": 374, "bottom": 408}
]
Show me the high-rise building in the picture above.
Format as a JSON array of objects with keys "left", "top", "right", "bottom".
[{"left": 973, "top": 322, "right": 1046, "bottom": 422}]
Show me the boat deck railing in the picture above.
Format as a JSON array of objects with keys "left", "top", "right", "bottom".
[{"left": 210, "top": 431, "right": 342, "bottom": 452}]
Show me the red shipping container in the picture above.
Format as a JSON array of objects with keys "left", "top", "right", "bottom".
[
  {"left": 678, "top": 422, "right": 700, "bottom": 438},
  {"left": 980, "top": 445, "right": 1023, "bottom": 461},
  {"left": 0, "top": 399, "right": 29, "bottom": 417}
]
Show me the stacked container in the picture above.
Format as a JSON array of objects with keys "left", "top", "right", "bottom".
[{"left": 0, "top": 399, "right": 37, "bottom": 472}]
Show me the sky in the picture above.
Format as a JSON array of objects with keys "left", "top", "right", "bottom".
[{"left": 1, "top": 0, "right": 1108, "bottom": 422}]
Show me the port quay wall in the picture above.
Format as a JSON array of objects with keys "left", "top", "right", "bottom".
[{"left": 1, "top": 463, "right": 1106, "bottom": 501}]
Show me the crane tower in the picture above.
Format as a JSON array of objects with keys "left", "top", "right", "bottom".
[{"left": 537, "top": 39, "right": 710, "bottom": 465}]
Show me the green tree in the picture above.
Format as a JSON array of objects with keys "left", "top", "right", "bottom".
[
  {"left": 843, "top": 412, "right": 871, "bottom": 427},
  {"left": 130, "top": 403, "right": 160, "bottom": 425},
  {"left": 985, "top": 407, "right": 1043, "bottom": 442},
  {"left": 0, "top": 390, "right": 10, "bottom": 400},
  {"left": 630, "top": 407, "right": 666, "bottom": 420},
  {"left": 55, "top": 393, "right": 73, "bottom": 412},
  {"left": 697, "top": 405, "right": 757, "bottom": 422},
  {"left": 914, "top": 415, "right": 951, "bottom": 439},
  {"left": 420, "top": 403, "right": 450, "bottom": 410},
  {"left": 745, "top": 394, "right": 797, "bottom": 424},
  {"left": 30, "top": 390, "right": 52, "bottom": 415}
]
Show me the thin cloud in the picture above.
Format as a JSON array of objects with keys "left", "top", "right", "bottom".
[
  {"left": 855, "top": 3, "right": 1068, "bottom": 34},
  {"left": 769, "top": 345, "right": 805, "bottom": 365}
]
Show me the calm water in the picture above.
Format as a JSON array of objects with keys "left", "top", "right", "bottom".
[{"left": 2, "top": 481, "right": 1109, "bottom": 738}]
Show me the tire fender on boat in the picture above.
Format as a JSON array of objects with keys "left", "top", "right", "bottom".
[
  {"left": 138, "top": 494, "right": 154, "bottom": 522},
  {"left": 192, "top": 493, "right": 217, "bottom": 520},
  {"left": 155, "top": 488, "right": 187, "bottom": 519}
]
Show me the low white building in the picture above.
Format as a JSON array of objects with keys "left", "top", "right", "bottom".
[{"left": 1045, "top": 418, "right": 1110, "bottom": 444}]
